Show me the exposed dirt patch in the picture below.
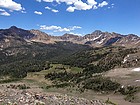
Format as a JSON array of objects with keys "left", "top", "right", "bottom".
[{"left": 105, "top": 67, "right": 140, "bottom": 86}]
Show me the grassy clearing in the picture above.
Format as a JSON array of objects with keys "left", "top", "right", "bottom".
[
  {"left": 24, "top": 64, "right": 83, "bottom": 86},
  {"left": 70, "top": 67, "right": 83, "bottom": 73}
]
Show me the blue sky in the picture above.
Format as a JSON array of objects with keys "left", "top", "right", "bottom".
[{"left": 0, "top": 0, "right": 140, "bottom": 36}]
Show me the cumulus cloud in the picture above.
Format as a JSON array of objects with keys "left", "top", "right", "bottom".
[
  {"left": 0, "top": 9, "right": 5, "bottom": 12},
  {"left": 70, "top": 26, "right": 82, "bottom": 30},
  {"left": 0, "top": 11, "right": 10, "bottom": 16},
  {"left": 74, "top": 0, "right": 92, "bottom": 10},
  {"left": 66, "top": 6, "right": 75, "bottom": 12},
  {"left": 39, "top": 0, "right": 109, "bottom": 12},
  {"left": 0, "top": 0, "right": 23, "bottom": 11},
  {"left": 56, "top": 0, "right": 78, "bottom": 5},
  {"left": 40, "top": 25, "right": 70, "bottom": 32},
  {"left": 87, "top": 0, "right": 97, "bottom": 6},
  {"left": 43, "top": 0, "right": 78, "bottom": 5},
  {"left": 21, "top": 11, "right": 27, "bottom": 13},
  {"left": 36, "top": 0, "right": 42, "bottom": 2},
  {"left": 58, "top": 28, "right": 70, "bottom": 32},
  {"left": 51, "top": 9, "right": 59, "bottom": 12},
  {"left": 43, "top": 0, "right": 54, "bottom": 2},
  {"left": 0, "top": 9, "right": 10, "bottom": 16},
  {"left": 98, "top": 1, "right": 108, "bottom": 7},
  {"left": 20, "top": 8, "right": 27, "bottom": 13},
  {"left": 69, "top": 32, "right": 82, "bottom": 36},
  {"left": 45, "top": 6, "right": 51, "bottom": 10},
  {"left": 67, "top": 0, "right": 95, "bottom": 12},
  {"left": 40, "top": 25, "right": 60, "bottom": 30},
  {"left": 93, "top": 5, "right": 98, "bottom": 9},
  {"left": 40, "top": 25, "right": 82, "bottom": 32},
  {"left": 34, "top": 11, "right": 43, "bottom": 15},
  {"left": 45, "top": 6, "right": 59, "bottom": 13}
]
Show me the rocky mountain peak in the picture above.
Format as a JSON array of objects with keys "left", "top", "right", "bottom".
[
  {"left": 126, "top": 34, "right": 139, "bottom": 38},
  {"left": 1, "top": 26, "right": 35, "bottom": 41},
  {"left": 29, "top": 29, "right": 50, "bottom": 42},
  {"left": 9, "top": 26, "right": 18, "bottom": 30},
  {"left": 30, "top": 29, "right": 49, "bottom": 36},
  {"left": 91, "top": 30, "right": 102, "bottom": 35}
]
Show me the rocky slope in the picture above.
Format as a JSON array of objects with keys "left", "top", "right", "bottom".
[{"left": 0, "top": 83, "right": 106, "bottom": 105}]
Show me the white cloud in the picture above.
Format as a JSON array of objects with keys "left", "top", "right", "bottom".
[
  {"left": 0, "top": 8, "right": 10, "bottom": 16},
  {"left": 21, "top": 11, "right": 27, "bottom": 13},
  {"left": 58, "top": 28, "right": 70, "bottom": 32},
  {"left": 40, "top": 25, "right": 61, "bottom": 30},
  {"left": 74, "top": 0, "right": 92, "bottom": 10},
  {"left": 51, "top": 9, "right": 59, "bottom": 12},
  {"left": 40, "top": 25, "right": 82, "bottom": 32},
  {"left": 0, "top": 9, "right": 5, "bottom": 12},
  {"left": 0, "top": 0, "right": 23, "bottom": 11},
  {"left": 43, "top": 0, "right": 54, "bottom": 2},
  {"left": 69, "top": 32, "right": 82, "bottom": 36},
  {"left": 93, "top": 5, "right": 98, "bottom": 9},
  {"left": 36, "top": 0, "right": 42, "bottom": 2},
  {"left": 34, "top": 11, "right": 42, "bottom": 15},
  {"left": 1, "top": 11, "right": 10, "bottom": 16},
  {"left": 0, "top": 10, "right": 10, "bottom": 16},
  {"left": 21, "top": 8, "right": 26, "bottom": 13},
  {"left": 66, "top": 6, "right": 75, "bottom": 12},
  {"left": 40, "top": 25, "right": 70, "bottom": 32},
  {"left": 70, "top": 26, "right": 82, "bottom": 30},
  {"left": 41, "top": 0, "right": 109, "bottom": 12},
  {"left": 66, "top": 0, "right": 108, "bottom": 12},
  {"left": 56, "top": 0, "right": 78, "bottom": 5},
  {"left": 108, "top": 7, "right": 111, "bottom": 9},
  {"left": 98, "top": 1, "right": 108, "bottom": 7},
  {"left": 107, "top": 4, "right": 114, "bottom": 10},
  {"left": 87, "top": 0, "right": 97, "bottom": 6},
  {"left": 45, "top": 6, "right": 59, "bottom": 13},
  {"left": 45, "top": 6, "right": 51, "bottom": 10}
]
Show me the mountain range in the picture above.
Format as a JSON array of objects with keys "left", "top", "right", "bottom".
[{"left": 0, "top": 26, "right": 140, "bottom": 49}]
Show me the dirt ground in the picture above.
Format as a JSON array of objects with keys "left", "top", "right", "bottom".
[{"left": 105, "top": 67, "right": 140, "bottom": 86}]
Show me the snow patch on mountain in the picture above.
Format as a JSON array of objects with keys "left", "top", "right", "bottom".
[{"left": 97, "top": 38, "right": 106, "bottom": 44}]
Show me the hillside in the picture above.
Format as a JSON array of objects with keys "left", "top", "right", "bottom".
[{"left": 0, "top": 26, "right": 140, "bottom": 105}]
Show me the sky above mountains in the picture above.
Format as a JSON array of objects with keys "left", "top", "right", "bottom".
[{"left": 0, "top": 0, "right": 140, "bottom": 36}]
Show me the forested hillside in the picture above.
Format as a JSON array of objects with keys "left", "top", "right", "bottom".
[{"left": 0, "top": 41, "right": 90, "bottom": 78}]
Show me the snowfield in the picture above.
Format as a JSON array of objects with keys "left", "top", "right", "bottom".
[{"left": 132, "top": 68, "right": 140, "bottom": 72}]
